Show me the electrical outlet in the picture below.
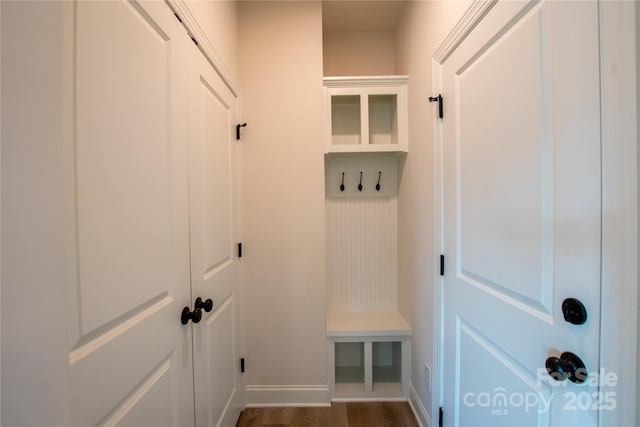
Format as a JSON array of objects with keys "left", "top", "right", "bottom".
[{"left": 424, "top": 363, "right": 432, "bottom": 392}]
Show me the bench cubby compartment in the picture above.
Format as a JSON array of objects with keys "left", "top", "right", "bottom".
[{"left": 327, "top": 311, "right": 411, "bottom": 400}]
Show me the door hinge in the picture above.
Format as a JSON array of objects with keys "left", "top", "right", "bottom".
[
  {"left": 173, "top": 12, "right": 182, "bottom": 23},
  {"left": 438, "top": 406, "right": 443, "bottom": 427},
  {"left": 240, "top": 357, "right": 245, "bottom": 373},
  {"left": 236, "top": 123, "right": 247, "bottom": 140},
  {"left": 429, "top": 94, "right": 444, "bottom": 119},
  {"left": 440, "top": 255, "right": 445, "bottom": 276},
  {"left": 238, "top": 242, "right": 243, "bottom": 258},
  {"left": 189, "top": 35, "right": 198, "bottom": 46}
]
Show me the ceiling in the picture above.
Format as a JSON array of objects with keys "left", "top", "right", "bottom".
[{"left": 322, "top": 1, "right": 408, "bottom": 33}]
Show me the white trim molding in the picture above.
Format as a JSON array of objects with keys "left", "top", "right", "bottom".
[
  {"left": 166, "top": 0, "right": 239, "bottom": 96},
  {"left": 430, "top": 54, "right": 444, "bottom": 427},
  {"left": 244, "top": 385, "right": 330, "bottom": 407},
  {"left": 433, "top": 0, "right": 497, "bottom": 63},
  {"left": 598, "top": 1, "right": 638, "bottom": 426},
  {"left": 409, "top": 382, "right": 431, "bottom": 427},
  {"left": 323, "top": 75, "right": 409, "bottom": 88}
]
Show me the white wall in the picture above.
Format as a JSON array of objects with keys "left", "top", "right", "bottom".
[
  {"left": 238, "top": 1, "right": 327, "bottom": 402},
  {"left": 394, "top": 1, "right": 470, "bottom": 422},
  {"left": 323, "top": 32, "right": 396, "bottom": 76},
  {"left": 185, "top": 0, "right": 238, "bottom": 80},
  {"left": 1, "top": 2, "right": 73, "bottom": 424}
]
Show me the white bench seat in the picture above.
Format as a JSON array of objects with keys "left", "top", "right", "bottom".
[{"left": 327, "top": 310, "right": 412, "bottom": 337}]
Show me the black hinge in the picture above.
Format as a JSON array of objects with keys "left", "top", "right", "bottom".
[
  {"left": 429, "top": 94, "right": 444, "bottom": 119},
  {"left": 236, "top": 123, "right": 247, "bottom": 140},
  {"left": 173, "top": 12, "right": 182, "bottom": 23},
  {"left": 440, "top": 255, "right": 445, "bottom": 276},
  {"left": 438, "top": 407, "right": 443, "bottom": 427},
  {"left": 190, "top": 35, "right": 198, "bottom": 46},
  {"left": 238, "top": 243, "right": 243, "bottom": 258},
  {"left": 240, "top": 357, "right": 245, "bottom": 373}
]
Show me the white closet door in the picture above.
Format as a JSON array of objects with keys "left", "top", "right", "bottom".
[
  {"left": 188, "top": 44, "right": 244, "bottom": 427},
  {"left": 441, "top": 1, "right": 601, "bottom": 426},
  {"left": 69, "top": 1, "right": 194, "bottom": 425}
]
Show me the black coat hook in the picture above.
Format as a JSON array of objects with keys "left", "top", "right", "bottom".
[
  {"left": 340, "top": 172, "right": 345, "bottom": 192},
  {"left": 358, "top": 172, "right": 363, "bottom": 192},
  {"left": 236, "top": 123, "right": 247, "bottom": 140},
  {"left": 376, "top": 171, "right": 382, "bottom": 191}
]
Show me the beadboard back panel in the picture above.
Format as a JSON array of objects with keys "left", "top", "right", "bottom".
[{"left": 326, "top": 195, "right": 398, "bottom": 311}]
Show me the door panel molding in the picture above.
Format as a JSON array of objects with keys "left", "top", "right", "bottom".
[
  {"left": 194, "top": 296, "right": 236, "bottom": 424},
  {"left": 455, "top": 318, "right": 552, "bottom": 426},
  {"left": 455, "top": 3, "right": 554, "bottom": 316},
  {"left": 69, "top": 295, "right": 172, "bottom": 363},
  {"left": 98, "top": 359, "right": 172, "bottom": 427},
  {"left": 75, "top": 0, "right": 175, "bottom": 335}
]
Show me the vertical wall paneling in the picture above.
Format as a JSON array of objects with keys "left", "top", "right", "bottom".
[{"left": 326, "top": 156, "right": 398, "bottom": 312}]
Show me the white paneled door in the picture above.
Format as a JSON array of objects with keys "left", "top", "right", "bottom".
[
  {"left": 188, "top": 44, "right": 244, "bottom": 427},
  {"left": 68, "top": 1, "right": 242, "bottom": 425},
  {"left": 441, "top": 1, "right": 601, "bottom": 426},
  {"left": 71, "top": 1, "right": 194, "bottom": 425}
]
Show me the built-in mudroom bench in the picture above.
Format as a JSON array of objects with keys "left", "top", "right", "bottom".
[
  {"left": 324, "top": 76, "right": 411, "bottom": 401},
  {"left": 327, "top": 311, "right": 411, "bottom": 400}
]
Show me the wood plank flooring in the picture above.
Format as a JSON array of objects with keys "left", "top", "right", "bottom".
[{"left": 235, "top": 402, "right": 419, "bottom": 427}]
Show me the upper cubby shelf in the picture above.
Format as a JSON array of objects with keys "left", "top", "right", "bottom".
[{"left": 324, "top": 76, "right": 408, "bottom": 154}]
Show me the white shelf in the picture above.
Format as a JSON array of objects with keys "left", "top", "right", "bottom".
[
  {"left": 372, "top": 341, "right": 402, "bottom": 395},
  {"left": 369, "top": 94, "right": 398, "bottom": 146},
  {"left": 324, "top": 76, "right": 408, "bottom": 154},
  {"left": 327, "top": 311, "right": 412, "bottom": 337},
  {"left": 335, "top": 366, "right": 365, "bottom": 383},
  {"left": 372, "top": 382, "right": 402, "bottom": 395},
  {"left": 335, "top": 382, "right": 366, "bottom": 395},
  {"left": 331, "top": 95, "right": 361, "bottom": 146}
]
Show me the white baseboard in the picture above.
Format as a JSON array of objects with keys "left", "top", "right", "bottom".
[
  {"left": 245, "top": 385, "right": 330, "bottom": 407},
  {"left": 331, "top": 397, "right": 408, "bottom": 403},
  {"left": 409, "top": 382, "right": 431, "bottom": 427}
]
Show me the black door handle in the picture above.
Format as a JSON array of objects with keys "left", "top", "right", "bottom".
[
  {"left": 562, "top": 298, "right": 588, "bottom": 325},
  {"left": 181, "top": 306, "right": 202, "bottom": 325},
  {"left": 195, "top": 297, "right": 213, "bottom": 312},
  {"left": 545, "top": 351, "right": 587, "bottom": 384}
]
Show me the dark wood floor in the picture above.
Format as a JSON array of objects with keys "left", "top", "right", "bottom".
[{"left": 235, "top": 402, "right": 419, "bottom": 427}]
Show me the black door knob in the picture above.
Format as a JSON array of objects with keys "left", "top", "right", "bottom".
[
  {"left": 545, "top": 351, "right": 587, "bottom": 384},
  {"left": 195, "top": 297, "right": 213, "bottom": 313},
  {"left": 181, "top": 306, "right": 202, "bottom": 325},
  {"left": 562, "top": 298, "right": 588, "bottom": 325}
]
